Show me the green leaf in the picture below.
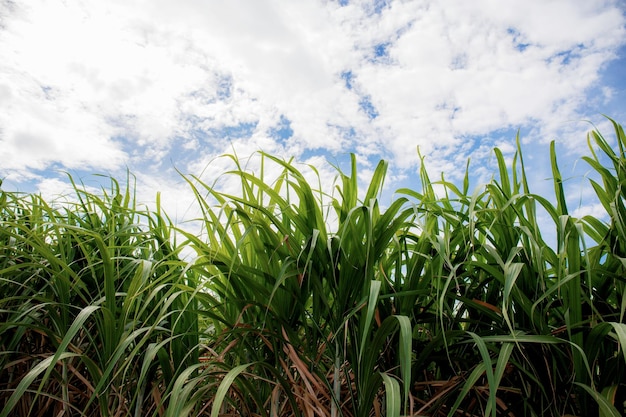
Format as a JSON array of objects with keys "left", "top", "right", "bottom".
[
  {"left": 211, "top": 363, "right": 252, "bottom": 417},
  {"left": 575, "top": 383, "right": 622, "bottom": 417},
  {"left": 380, "top": 372, "right": 401, "bottom": 417}
]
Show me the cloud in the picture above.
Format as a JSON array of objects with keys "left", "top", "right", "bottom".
[
  {"left": 0, "top": 0, "right": 624, "bottom": 222},
  {"left": 354, "top": 1, "right": 624, "bottom": 162}
]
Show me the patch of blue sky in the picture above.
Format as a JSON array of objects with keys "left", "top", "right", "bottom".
[
  {"left": 341, "top": 70, "right": 354, "bottom": 90},
  {"left": 514, "top": 42, "right": 530, "bottom": 52},
  {"left": 603, "top": 49, "right": 626, "bottom": 92},
  {"left": 441, "top": 127, "right": 529, "bottom": 179},
  {"left": 164, "top": 136, "right": 205, "bottom": 169},
  {"left": 336, "top": 0, "right": 389, "bottom": 13},
  {"left": 370, "top": 42, "right": 393, "bottom": 64},
  {"left": 596, "top": 44, "right": 626, "bottom": 119},
  {"left": 2, "top": 168, "right": 56, "bottom": 194},
  {"left": 188, "top": 125, "right": 209, "bottom": 143},
  {"left": 268, "top": 115, "right": 293, "bottom": 142},
  {"left": 370, "top": 0, "right": 389, "bottom": 15},
  {"left": 339, "top": 71, "right": 379, "bottom": 119},
  {"left": 547, "top": 47, "right": 584, "bottom": 66},
  {"left": 374, "top": 42, "right": 389, "bottom": 58},
  {"left": 209, "top": 121, "right": 258, "bottom": 140},
  {"left": 177, "top": 114, "right": 212, "bottom": 143},
  {"left": 216, "top": 75, "right": 233, "bottom": 100},
  {"left": 359, "top": 95, "right": 378, "bottom": 120},
  {"left": 506, "top": 27, "right": 531, "bottom": 52}
]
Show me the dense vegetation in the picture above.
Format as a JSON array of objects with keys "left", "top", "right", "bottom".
[{"left": 1, "top": 119, "right": 626, "bottom": 417}]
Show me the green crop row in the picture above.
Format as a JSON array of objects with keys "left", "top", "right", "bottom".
[{"left": 1, "top": 119, "right": 625, "bottom": 416}]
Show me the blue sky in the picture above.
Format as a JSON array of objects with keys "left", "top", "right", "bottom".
[{"left": 0, "top": 0, "right": 625, "bottom": 230}]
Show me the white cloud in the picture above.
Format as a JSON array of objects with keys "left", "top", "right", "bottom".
[
  {"left": 0, "top": 0, "right": 623, "bottom": 219},
  {"left": 572, "top": 203, "right": 608, "bottom": 222}
]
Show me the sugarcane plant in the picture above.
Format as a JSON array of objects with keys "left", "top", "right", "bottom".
[{"left": 1, "top": 118, "right": 625, "bottom": 416}]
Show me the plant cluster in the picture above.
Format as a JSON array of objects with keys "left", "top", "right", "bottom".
[{"left": 1, "top": 119, "right": 626, "bottom": 416}]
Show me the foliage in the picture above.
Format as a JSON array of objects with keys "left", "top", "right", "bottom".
[{"left": 1, "top": 118, "right": 626, "bottom": 416}]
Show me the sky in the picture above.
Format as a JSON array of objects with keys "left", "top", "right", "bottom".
[{"left": 1, "top": 0, "right": 625, "bottom": 233}]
